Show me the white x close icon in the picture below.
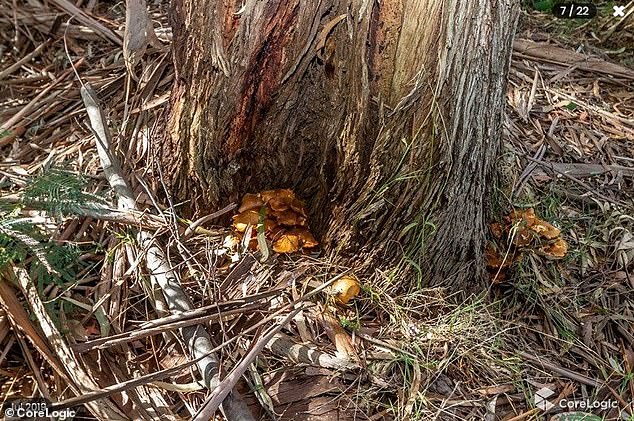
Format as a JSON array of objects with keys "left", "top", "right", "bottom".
[{"left": 613, "top": 5, "right": 626, "bottom": 17}]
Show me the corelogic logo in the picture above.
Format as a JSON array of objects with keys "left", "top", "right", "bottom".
[
  {"left": 533, "top": 385, "right": 625, "bottom": 417},
  {"left": 534, "top": 386, "right": 556, "bottom": 411}
]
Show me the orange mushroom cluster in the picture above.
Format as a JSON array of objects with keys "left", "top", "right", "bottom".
[
  {"left": 232, "top": 189, "right": 319, "bottom": 254},
  {"left": 486, "top": 207, "right": 568, "bottom": 282}
]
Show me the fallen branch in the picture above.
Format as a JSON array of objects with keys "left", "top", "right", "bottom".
[
  {"left": 50, "top": 277, "right": 339, "bottom": 411},
  {"left": 80, "top": 83, "right": 254, "bottom": 421},
  {"left": 1, "top": 194, "right": 170, "bottom": 230}
]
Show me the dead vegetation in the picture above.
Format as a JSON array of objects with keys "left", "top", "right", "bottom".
[{"left": 0, "top": 1, "right": 632, "bottom": 420}]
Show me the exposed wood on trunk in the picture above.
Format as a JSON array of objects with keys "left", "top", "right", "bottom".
[{"left": 161, "top": 0, "right": 519, "bottom": 288}]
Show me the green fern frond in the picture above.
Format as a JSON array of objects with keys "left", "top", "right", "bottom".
[
  {"left": 23, "top": 168, "right": 110, "bottom": 216},
  {"left": 0, "top": 168, "right": 101, "bottom": 282},
  {"left": 0, "top": 222, "right": 58, "bottom": 274}
]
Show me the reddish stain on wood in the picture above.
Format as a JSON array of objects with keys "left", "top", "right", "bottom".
[
  {"left": 226, "top": 0, "right": 298, "bottom": 155},
  {"left": 222, "top": 0, "right": 241, "bottom": 44}
]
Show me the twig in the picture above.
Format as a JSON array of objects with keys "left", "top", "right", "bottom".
[
  {"left": 512, "top": 144, "right": 546, "bottom": 199},
  {"left": 1, "top": 194, "right": 171, "bottom": 230},
  {"left": 0, "top": 41, "right": 50, "bottom": 80},
  {"left": 183, "top": 202, "right": 237, "bottom": 239},
  {"left": 73, "top": 302, "right": 264, "bottom": 352},
  {"left": 1, "top": 58, "right": 84, "bottom": 132},
  {"left": 504, "top": 408, "right": 540, "bottom": 421},
  {"left": 50, "top": 0, "right": 122, "bottom": 45},
  {"left": 265, "top": 331, "right": 360, "bottom": 370}
]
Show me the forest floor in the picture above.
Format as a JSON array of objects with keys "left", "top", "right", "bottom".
[{"left": 0, "top": 2, "right": 633, "bottom": 421}]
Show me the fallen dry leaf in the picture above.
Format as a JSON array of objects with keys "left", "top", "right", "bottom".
[{"left": 319, "top": 307, "right": 357, "bottom": 359}]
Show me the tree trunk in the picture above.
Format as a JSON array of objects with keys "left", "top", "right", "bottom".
[{"left": 159, "top": 0, "right": 519, "bottom": 289}]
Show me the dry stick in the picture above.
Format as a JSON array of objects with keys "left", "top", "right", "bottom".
[
  {"left": 80, "top": 84, "right": 254, "bottom": 421},
  {"left": 73, "top": 302, "right": 265, "bottom": 352},
  {"left": 183, "top": 202, "right": 237, "bottom": 239},
  {"left": 3, "top": 193, "right": 227, "bottom": 236},
  {"left": 512, "top": 143, "right": 546, "bottom": 199},
  {"left": 0, "top": 277, "right": 72, "bottom": 380},
  {"left": 1, "top": 194, "right": 169, "bottom": 230},
  {"left": 192, "top": 308, "right": 303, "bottom": 421},
  {"left": 504, "top": 408, "right": 540, "bottom": 421},
  {"left": 265, "top": 332, "right": 360, "bottom": 370},
  {"left": 0, "top": 41, "right": 49, "bottom": 80},
  {"left": 12, "top": 328, "right": 53, "bottom": 401}
]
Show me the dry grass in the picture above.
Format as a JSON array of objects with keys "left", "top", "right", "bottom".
[{"left": 0, "top": 1, "right": 633, "bottom": 420}]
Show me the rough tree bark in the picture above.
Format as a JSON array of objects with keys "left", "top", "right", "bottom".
[{"left": 159, "top": 0, "right": 519, "bottom": 289}]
